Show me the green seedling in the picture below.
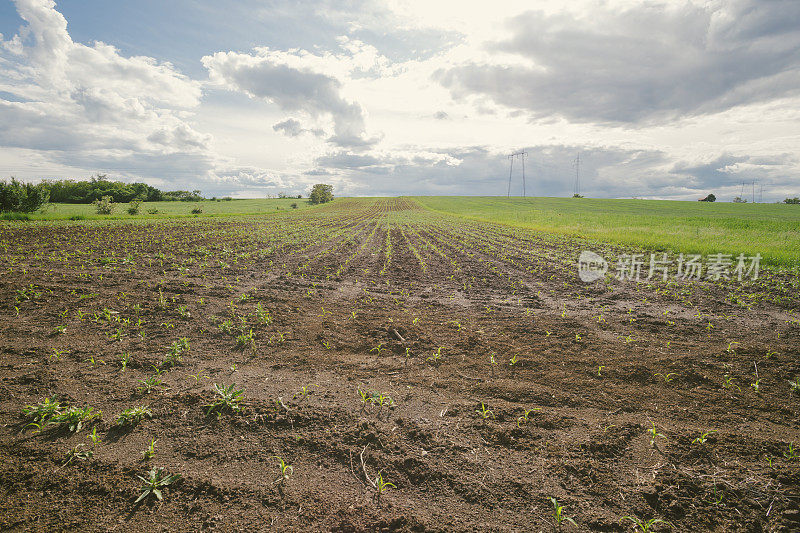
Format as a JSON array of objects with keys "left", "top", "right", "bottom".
[
  {"left": 23, "top": 396, "right": 62, "bottom": 430},
  {"left": 751, "top": 379, "right": 762, "bottom": 393},
  {"left": 597, "top": 365, "right": 605, "bottom": 376},
  {"left": 426, "top": 346, "right": 443, "bottom": 365},
  {"left": 375, "top": 472, "right": 396, "bottom": 495},
  {"left": 784, "top": 442, "right": 798, "bottom": 461},
  {"left": 475, "top": 402, "right": 495, "bottom": 420},
  {"left": 648, "top": 422, "right": 665, "bottom": 447},
  {"left": 789, "top": 377, "right": 800, "bottom": 394},
  {"left": 119, "top": 352, "right": 131, "bottom": 371},
  {"left": 369, "top": 343, "right": 385, "bottom": 354},
  {"left": 509, "top": 353, "right": 519, "bottom": 366},
  {"left": 692, "top": 430, "right": 716, "bottom": 445},
  {"left": 621, "top": 515, "right": 668, "bottom": 532},
  {"left": 63, "top": 444, "right": 93, "bottom": 466},
  {"left": 550, "top": 497, "right": 577, "bottom": 528},
  {"left": 135, "top": 467, "right": 181, "bottom": 503},
  {"left": 204, "top": 383, "right": 245, "bottom": 416},
  {"left": 272, "top": 456, "right": 293, "bottom": 484},
  {"left": 116, "top": 406, "right": 153, "bottom": 426},
  {"left": 236, "top": 329, "right": 255, "bottom": 348},
  {"left": 517, "top": 408, "right": 541, "bottom": 427},
  {"left": 293, "top": 384, "right": 317, "bottom": 401},
  {"left": 50, "top": 406, "right": 101, "bottom": 433},
  {"left": 722, "top": 374, "right": 740, "bottom": 391},
  {"left": 138, "top": 373, "right": 164, "bottom": 394},
  {"left": 142, "top": 438, "right": 157, "bottom": 461},
  {"left": 655, "top": 372, "right": 677, "bottom": 383}
]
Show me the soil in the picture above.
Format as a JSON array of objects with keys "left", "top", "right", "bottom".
[{"left": 1, "top": 198, "right": 798, "bottom": 532}]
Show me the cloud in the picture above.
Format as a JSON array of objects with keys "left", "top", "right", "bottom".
[
  {"left": 272, "top": 118, "right": 325, "bottom": 138},
  {"left": 202, "top": 46, "right": 380, "bottom": 147},
  {"left": 0, "top": 0, "right": 212, "bottom": 181},
  {"left": 437, "top": 1, "right": 800, "bottom": 124}
]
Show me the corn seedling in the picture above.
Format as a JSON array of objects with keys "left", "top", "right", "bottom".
[
  {"left": 135, "top": 467, "right": 181, "bottom": 503},
  {"left": 138, "top": 372, "right": 164, "bottom": 394},
  {"left": 88, "top": 427, "right": 100, "bottom": 444},
  {"left": 784, "top": 442, "right": 798, "bottom": 461},
  {"left": 50, "top": 406, "right": 101, "bottom": 433},
  {"left": 293, "top": 384, "right": 317, "bottom": 401},
  {"left": 272, "top": 456, "right": 294, "bottom": 484},
  {"left": 236, "top": 329, "right": 255, "bottom": 348},
  {"left": 722, "top": 374, "right": 740, "bottom": 391},
  {"left": 204, "top": 383, "right": 245, "bottom": 416},
  {"left": 426, "top": 346, "right": 443, "bottom": 365},
  {"left": 375, "top": 472, "right": 396, "bottom": 495},
  {"left": 119, "top": 352, "right": 131, "bottom": 371},
  {"left": 509, "top": 353, "right": 519, "bottom": 366},
  {"left": 597, "top": 365, "right": 605, "bottom": 376},
  {"left": 692, "top": 430, "right": 716, "bottom": 445},
  {"left": 22, "top": 396, "right": 62, "bottom": 430},
  {"left": 517, "top": 408, "right": 541, "bottom": 427},
  {"left": 142, "top": 438, "right": 157, "bottom": 461},
  {"left": 63, "top": 443, "right": 94, "bottom": 466},
  {"left": 369, "top": 343, "right": 385, "bottom": 355},
  {"left": 621, "top": 516, "right": 668, "bottom": 532},
  {"left": 550, "top": 497, "right": 577, "bottom": 528},
  {"left": 116, "top": 406, "right": 152, "bottom": 426},
  {"left": 655, "top": 372, "right": 677, "bottom": 383},
  {"left": 475, "top": 402, "right": 495, "bottom": 420},
  {"left": 648, "top": 422, "right": 665, "bottom": 447},
  {"left": 789, "top": 377, "right": 800, "bottom": 394}
]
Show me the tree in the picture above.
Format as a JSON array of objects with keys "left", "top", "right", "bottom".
[
  {"left": 784, "top": 197, "right": 799, "bottom": 204},
  {"left": 0, "top": 178, "right": 50, "bottom": 213},
  {"left": 733, "top": 196, "right": 747, "bottom": 203},
  {"left": 309, "top": 184, "right": 334, "bottom": 204},
  {"left": 699, "top": 194, "right": 716, "bottom": 202}
]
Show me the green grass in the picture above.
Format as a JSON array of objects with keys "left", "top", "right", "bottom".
[
  {"left": 15, "top": 198, "right": 313, "bottom": 221},
  {"left": 414, "top": 196, "right": 800, "bottom": 268}
]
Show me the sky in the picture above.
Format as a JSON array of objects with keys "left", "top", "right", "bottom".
[{"left": 0, "top": 0, "right": 798, "bottom": 200}]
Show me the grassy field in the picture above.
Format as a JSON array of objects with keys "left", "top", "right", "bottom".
[
  {"left": 414, "top": 196, "right": 800, "bottom": 268},
  {"left": 4, "top": 198, "right": 314, "bottom": 221}
]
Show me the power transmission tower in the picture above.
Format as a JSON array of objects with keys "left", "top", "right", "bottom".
[
  {"left": 752, "top": 180, "right": 756, "bottom": 204},
  {"left": 507, "top": 151, "right": 528, "bottom": 197},
  {"left": 759, "top": 184, "right": 763, "bottom": 203},
  {"left": 573, "top": 154, "right": 581, "bottom": 196}
]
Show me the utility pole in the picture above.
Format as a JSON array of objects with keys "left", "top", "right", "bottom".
[
  {"left": 573, "top": 154, "right": 581, "bottom": 196},
  {"left": 752, "top": 180, "right": 756, "bottom": 204},
  {"left": 759, "top": 184, "right": 763, "bottom": 203},
  {"left": 507, "top": 151, "right": 528, "bottom": 197}
]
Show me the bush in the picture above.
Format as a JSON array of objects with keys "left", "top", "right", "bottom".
[
  {"left": 94, "top": 195, "right": 115, "bottom": 214},
  {"left": 127, "top": 199, "right": 143, "bottom": 215},
  {"left": 0, "top": 178, "right": 50, "bottom": 213},
  {"left": 784, "top": 197, "right": 799, "bottom": 204},
  {"left": 147, "top": 208, "right": 159, "bottom": 214},
  {"left": 191, "top": 204, "right": 203, "bottom": 214},
  {"left": 290, "top": 202, "right": 298, "bottom": 209}
]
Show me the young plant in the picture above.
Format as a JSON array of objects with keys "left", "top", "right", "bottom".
[
  {"left": 22, "top": 396, "right": 62, "bottom": 430},
  {"left": 784, "top": 442, "right": 798, "bottom": 461},
  {"left": 204, "top": 383, "right": 245, "bottom": 417},
  {"left": 375, "top": 472, "right": 396, "bottom": 495},
  {"left": 50, "top": 406, "right": 101, "bottom": 433},
  {"left": 138, "top": 371, "right": 164, "bottom": 394},
  {"left": 692, "top": 430, "right": 716, "bottom": 445},
  {"left": 647, "top": 421, "right": 666, "bottom": 447},
  {"left": 135, "top": 467, "right": 181, "bottom": 503},
  {"left": 655, "top": 372, "right": 677, "bottom": 383},
  {"left": 63, "top": 443, "right": 94, "bottom": 466},
  {"left": 789, "top": 377, "right": 800, "bottom": 394},
  {"left": 142, "top": 438, "right": 158, "bottom": 461},
  {"left": 517, "top": 408, "right": 541, "bottom": 427},
  {"left": 621, "top": 516, "right": 668, "bottom": 532},
  {"left": 426, "top": 346, "right": 443, "bottom": 365},
  {"left": 235, "top": 329, "right": 255, "bottom": 348},
  {"left": 272, "top": 456, "right": 294, "bottom": 484},
  {"left": 116, "top": 406, "right": 153, "bottom": 427},
  {"left": 722, "top": 374, "right": 740, "bottom": 391},
  {"left": 550, "top": 497, "right": 577, "bottom": 528},
  {"left": 475, "top": 402, "right": 495, "bottom": 420}
]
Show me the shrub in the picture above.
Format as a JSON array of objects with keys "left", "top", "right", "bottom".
[
  {"left": 291, "top": 202, "right": 298, "bottom": 209},
  {"left": 128, "top": 199, "right": 143, "bottom": 215},
  {"left": 0, "top": 178, "right": 50, "bottom": 213},
  {"left": 94, "top": 195, "right": 115, "bottom": 214},
  {"left": 785, "top": 197, "right": 800, "bottom": 204},
  {"left": 191, "top": 204, "right": 203, "bottom": 214},
  {"left": 147, "top": 208, "right": 159, "bottom": 214}
]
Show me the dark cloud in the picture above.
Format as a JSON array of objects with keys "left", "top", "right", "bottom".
[
  {"left": 437, "top": 1, "right": 800, "bottom": 124},
  {"left": 272, "top": 118, "right": 325, "bottom": 138},
  {"left": 203, "top": 49, "right": 380, "bottom": 148}
]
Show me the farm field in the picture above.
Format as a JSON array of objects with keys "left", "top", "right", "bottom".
[
  {"left": 9, "top": 198, "right": 313, "bottom": 221},
  {"left": 0, "top": 197, "right": 799, "bottom": 531},
  {"left": 416, "top": 196, "right": 800, "bottom": 268}
]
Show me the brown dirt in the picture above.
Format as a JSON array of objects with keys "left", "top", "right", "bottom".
[{"left": 1, "top": 198, "right": 798, "bottom": 532}]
